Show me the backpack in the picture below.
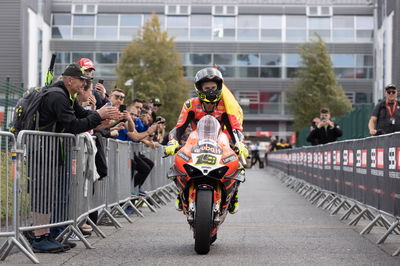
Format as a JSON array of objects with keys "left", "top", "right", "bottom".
[{"left": 11, "top": 86, "right": 64, "bottom": 136}]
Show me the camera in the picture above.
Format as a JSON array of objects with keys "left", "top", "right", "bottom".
[
  {"left": 320, "top": 116, "right": 327, "bottom": 121},
  {"left": 155, "top": 116, "right": 166, "bottom": 124},
  {"left": 98, "top": 79, "right": 104, "bottom": 84},
  {"left": 119, "top": 104, "right": 126, "bottom": 112}
]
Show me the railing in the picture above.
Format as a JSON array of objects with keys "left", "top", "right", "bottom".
[
  {"left": 0, "top": 130, "right": 176, "bottom": 264},
  {"left": 268, "top": 132, "right": 400, "bottom": 256}
]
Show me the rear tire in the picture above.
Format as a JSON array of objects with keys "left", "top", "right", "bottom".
[{"left": 194, "top": 189, "right": 213, "bottom": 255}]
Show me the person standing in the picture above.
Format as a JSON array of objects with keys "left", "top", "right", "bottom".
[
  {"left": 369, "top": 84, "right": 400, "bottom": 136},
  {"left": 306, "top": 108, "right": 342, "bottom": 145}
]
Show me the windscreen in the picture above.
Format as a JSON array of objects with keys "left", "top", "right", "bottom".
[{"left": 197, "top": 115, "right": 220, "bottom": 144}]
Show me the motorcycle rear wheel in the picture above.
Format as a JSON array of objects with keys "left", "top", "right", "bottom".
[{"left": 194, "top": 189, "right": 213, "bottom": 255}]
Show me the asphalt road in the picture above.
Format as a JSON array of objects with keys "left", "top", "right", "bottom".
[{"left": 3, "top": 167, "right": 400, "bottom": 265}]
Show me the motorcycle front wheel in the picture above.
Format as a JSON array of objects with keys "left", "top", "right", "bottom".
[{"left": 194, "top": 189, "right": 213, "bottom": 255}]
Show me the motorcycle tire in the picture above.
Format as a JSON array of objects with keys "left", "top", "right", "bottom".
[{"left": 194, "top": 189, "right": 213, "bottom": 255}]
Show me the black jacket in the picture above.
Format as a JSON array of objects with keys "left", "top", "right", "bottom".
[
  {"left": 306, "top": 123, "right": 342, "bottom": 145},
  {"left": 38, "top": 81, "right": 102, "bottom": 134}
]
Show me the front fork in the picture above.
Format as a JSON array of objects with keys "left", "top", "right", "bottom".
[{"left": 186, "top": 182, "right": 222, "bottom": 227}]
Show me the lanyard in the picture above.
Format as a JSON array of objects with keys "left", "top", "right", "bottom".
[{"left": 386, "top": 100, "right": 397, "bottom": 118}]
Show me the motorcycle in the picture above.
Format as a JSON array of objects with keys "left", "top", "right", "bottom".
[{"left": 167, "top": 115, "right": 245, "bottom": 254}]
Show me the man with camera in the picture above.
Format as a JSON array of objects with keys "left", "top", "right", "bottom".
[{"left": 306, "top": 108, "right": 342, "bottom": 145}]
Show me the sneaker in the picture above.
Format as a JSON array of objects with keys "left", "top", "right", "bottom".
[
  {"left": 228, "top": 192, "right": 239, "bottom": 214},
  {"left": 68, "top": 232, "right": 88, "bottom": 241},
  {"left": 175, "top": 196, "right": 182, "bottom": 211},
  {"left": 124, "top": 206, "right": 134, "bottom": 215},
  {"left": 139, "top": 189, "right": 147, "bottom": 196},
  {"left": 81, "top": 224, "right": 93, "bottom": 232},
  {"left": 62, "top": 240, "right": 77, "bottom": 249},
  {"left": 32, "top": 235, "right": 66, "bottom": 253}
]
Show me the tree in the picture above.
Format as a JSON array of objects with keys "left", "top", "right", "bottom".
[
  {"left": 116, "top": 14, "right": 190, "bottom": 130},
  {"left": 288, "top": 34, "right": 352, "bottom": 131}
]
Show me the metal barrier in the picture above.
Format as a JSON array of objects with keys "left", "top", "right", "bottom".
[
  {"left": 0, "top": 132, "right": 38, "bottom": 263},
  {"left": 0, "top": 130, "right": 177, "bottom": 263}
]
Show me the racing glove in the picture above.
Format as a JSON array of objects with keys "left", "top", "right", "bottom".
[
  {"left": 165, "top": 139, "right": 179, "bottom": 156},
  {"left": 235, "top": 142, "right": 249, "bottom": 158}
]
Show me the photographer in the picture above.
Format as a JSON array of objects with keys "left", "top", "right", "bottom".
[
  {"left": 308, "top": 117, "right": 321, "bottom": 146},
  {"left": 306, "top": 108, "right": 342, "bottom": 145}
]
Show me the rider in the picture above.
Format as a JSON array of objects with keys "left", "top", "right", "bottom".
[{"left": 165, "top": 67, "right": 248, "bottom": 214}]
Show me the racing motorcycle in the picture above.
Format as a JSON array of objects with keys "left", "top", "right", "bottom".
[{"left": 167, "top": 115, "right": 245, "bottom": 254}]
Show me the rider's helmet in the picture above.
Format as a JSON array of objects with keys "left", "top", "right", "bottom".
[{"left": 194, "top": 68, "right": 224, "bottom": 103}]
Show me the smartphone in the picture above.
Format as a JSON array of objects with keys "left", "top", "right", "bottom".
[
  {"left": 119, "top": 104, "right": 127, "bottom": 112},
  {"left": 98, "top": 79, "right": 104, "bottom": 84}
]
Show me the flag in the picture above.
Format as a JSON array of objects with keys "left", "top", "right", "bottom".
[{"left": 221, "top": 83, "right": 244, "bottom": 127}]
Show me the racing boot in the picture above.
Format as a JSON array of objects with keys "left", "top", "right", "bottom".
[
  {"left": 175, "top": 194, "right": 183, "bottom": 211},
  {"left": 228, "top": 191, "right": 239, "bottom": 214}
]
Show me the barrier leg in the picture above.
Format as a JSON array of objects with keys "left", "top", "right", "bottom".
[
  {"left": 158, "top": 189, "right": 172, "bottom": 202},
  {"left": 360, "top": 215, "right": 383, "bottom": 235},
  {"left": 161, "top": 187, "right": 174, "bottom": 200},
  {"left": 151, "top": 192, "right": 167, "bottom": 205},
  {"left": 0, "top": 237, "right": 39, "bottom": 264},
  {"left": 124, "top": 200, "right": 145, "bottom": 217},
  {"left": 69, "top": 226, "right": 94, "bottom": 249},
  {"left": 98, "top": 209, "right": 122, "bottom": 229},
  {"left": 309, "top": 190, "right": 322, "bottom": 203},
  {"left": 86, "top": 217, "right": 106, "bottom": 238},
  {"left": 305, "top": 188, "right": 318, "bottom": 200},
  {"left": 330, "top": 200, "right": 351, "bottom": 215},
  {"left": 393, "top": 246, "right": 400, "bottom": 256},
  {"left": 317, "top": 194, "right": 333, "bottom": 208},
  {"left": 349, "top": 208, "right": 374, "bottom": 226},
  {"left": 377, "top": 220, "right": 400, "bottom": 244},
  {"left": 324, "top": 196, "right": 341, "bottom": 211},
  {"left": 137, "top": 196, "right": 158, "bottom": 212},
  {"left": 112, "top": 205, "right": 133, "bottom": 223},
  {"left": 143, "top": 195, "right": 162, "bottom": 209}
]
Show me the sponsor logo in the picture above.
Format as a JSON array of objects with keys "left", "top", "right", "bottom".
[
  {"left": 177, "top": 152, "right": 190, "bottom": 162},
  {"left": 222, "top": 154, "right": 237, "bottom": 164},
  {"left": 192, "top": 144, "right": 222, "bottom": 154},
  {"left": 371, "top": 148, "right": 384, "bottom": 169}
]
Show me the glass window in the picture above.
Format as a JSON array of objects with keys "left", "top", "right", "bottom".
[
  {"left": 334, "top": 68, "right": 355, "bottom": 79},
  {"left": 286, "top": 54, "right": 301, "bottom": 66},
  {"left": 96, "top": 27, "right": 118, "bottom": 40},
  {"left": 214, "top": 54, "right": 234, "bottom": 65},
  {"left": 97, "top": 15, "right": 118, "bottom": 26},
  {"left": 333, "top": 16, "right": 354, "bottom": 28},
  {"left": 355, "top": 68, "right": 373, "bottom": 79},
  {"left": 238, "top": 15, "right": 259, "bottom": 28},
  {"left": 190, "top": 29, "right": 211, "bottom": 40},
  {"left": 189, "top": 54, "right": 212, "bottom": 65},
  {"left": 191, "top": 15, "right": 211, "bottom": 27},
  {"left": 72, "top": 52, "right": 94, "bottom": 62},
  {"left": 167, "top": 28, "right": 188, "bottom": 40},
  {"left": 213, "top": 17, "right": 235, "bottom": 28},
  {"left": 96, "top": 65, "right": 116, "bottom": 76},
  {"left": 52, "top": 26, "right": 71, "bottom": 39},
  {"left": 120, "top": 15, "right": 142, "bottom": 26},
  {"left": 237, "top": 29, "right": 259, "bottom": 40},
  {"left": 144, "top": 14, "right": 165, "bottom": 28},
  {"left": 213, "top": 28, "right": 235, "bottom": 40},
  {"left": 73, "top": 15, "right": 95, "bottom": 26},
  {"left": 183, "top": 66, "right": 205, "bottom": 77},
  {"left": 309, "top": 18, "right": 330, "bottom": 29},
  {"left": 286, "top": 30, "right": 306, "bottom": 41},
  {"left": 321, "top": 6, "right": 331, "bottom": 15},
  {"left": 309, "top": 7, "right": 318, "bottom": 15},
  {"left": 52, "top": 14, "right": 71, "bottom": 25},
  {"left": 286, "top": 16, "right": 306, "bottom": 28},
  {"left": 167, "top": 16, "right": 188, "bottom": 27},
  {"left": 286, "top": 67, "right": 299, "bottom": 78},
  {"left": 260, "top": 16, "right": 281, "bottom": 28},
  {"left": 355, "top": 92, "right": 372, "bottom": 103},
  {"left": 356, "top": 16, "right": 373, "bottom": 29},
  {"left": 218, "top": 66, "right": 235, "bottom": 77},
  {"left": 260, "top": 67, "right": 281, "bottom": 78},
  {"left": 237, "top": 54, "right": 259, "bottom": 66},
  {"left": 180, "top": 6, "right": 189, "bottom": 14},
  {"left": 237, "top": 67, "right": 259, "bottom": 78},
  {"left": 261, "top": 54, "right": 281, "bottom": 66},
  {"left": 260, "top": 92, "right": 281, "bottom": 103},
  {"left": 356, "top": 55, "right": 373, "bottom": 67},
  {"left": 119, "top": 28, "right": 139, "bottom": 40},
  {"left": 261, "top": 29, "right": 281, "bottom": 41},
  {"left": 95, "top": 53, "right": 118, "bottom": 64},
  {"left": 55, "top": 52, "right": 71, "bottom": 64},
  {"left": 72, "top": 27, "right": 94, "bottom": 39},
  {"left": 356, "top": 30, "right": 373, "bottom": 41},
  {"left": 331, "top": 54, "right": 355, "bottom": 67},
  {"left": 332, "top": 30, "right": 354, "bottom": 41},
  {"left": 227, "top": 6, "right": 236, "bottom": 14},
  {"left": 309, "top": 30, "right": 330, "bottom": 41}
]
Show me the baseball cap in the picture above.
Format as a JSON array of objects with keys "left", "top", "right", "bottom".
[
  {"left": 151, "top": 97, "right": 161, "bottom": 106},
  {"left": 385, "top": 84, "right": 397, "bottom": 90},
  {"left": 77, "top": 58, "right": 96, "bottom": 71},
  {"left": 320, "top": 107, "right": 330, "bottom": 114},
  {"left": 62, "top": 64, "right": 92, "bottom": 80}
]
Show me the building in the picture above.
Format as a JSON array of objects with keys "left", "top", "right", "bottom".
[
  {"left": 375, "top": 0, "right": 400, "bottom": 103},
  {"left": 0, "top": 0, "right": 375, "bottom": 136}
]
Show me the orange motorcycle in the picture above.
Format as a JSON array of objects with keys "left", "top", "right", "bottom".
[{"left": 167, "top": 115, "right": 245, "bottom": 254}]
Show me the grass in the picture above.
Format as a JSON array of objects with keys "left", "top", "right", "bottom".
[{"left": 0, "top": 151, "right": 13, "bottom": 223}]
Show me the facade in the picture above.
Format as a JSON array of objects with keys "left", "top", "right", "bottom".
[
  {"left": 375, "top": 0, "right": 400, "bottom": 103},
  {"left": 1, "top": 0, "right": 376, "bottom": 137}
]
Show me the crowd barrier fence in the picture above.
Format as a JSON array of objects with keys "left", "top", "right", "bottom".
[
  {"left": 0, "top": 130, "right": 176, "bottom": 263},
  {"left": 268, "top": 132, "right": 400, "bottom": 256}
]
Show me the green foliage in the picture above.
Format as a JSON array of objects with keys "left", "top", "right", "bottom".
[
  {"left": 116, "top": 14, "right": 190, "bottom": 131},
  {"left": 0, "top": 152, "right": 13, "bottom": 221},
  {"left": 288, "top": 34, "right": 352, "bottom": 130}
]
